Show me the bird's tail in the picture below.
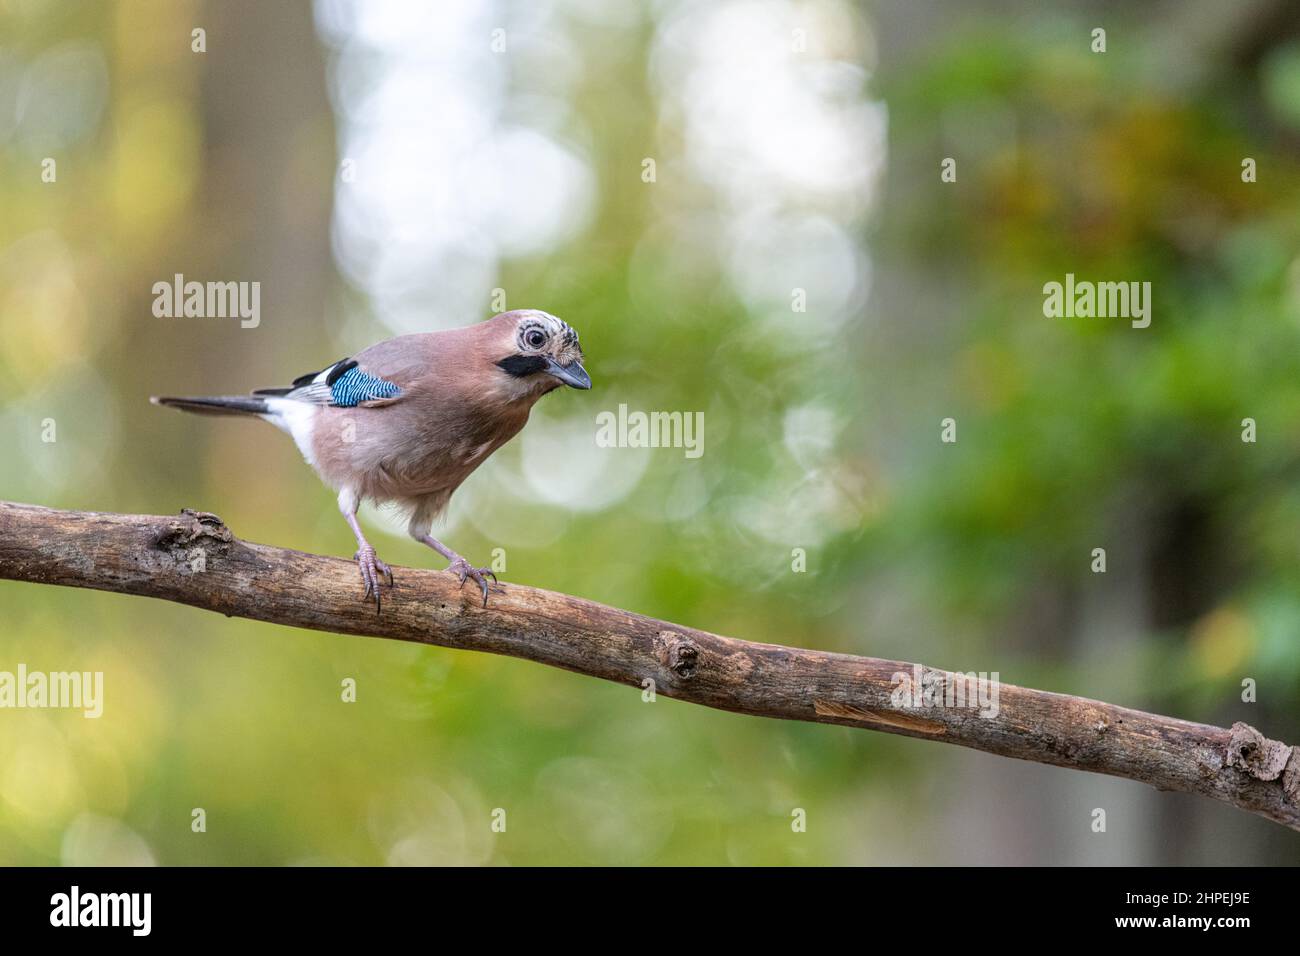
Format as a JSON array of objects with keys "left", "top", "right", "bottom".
[{"left": 150, "top": 395, "right": 270, "bottom": 417}]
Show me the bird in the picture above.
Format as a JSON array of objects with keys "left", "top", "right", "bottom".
[{"left": 152, "top": 309, "right": 590, "bottom": 608}]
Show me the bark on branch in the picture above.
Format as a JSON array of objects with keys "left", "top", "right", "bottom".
[{"left": 1, "top": 500, "right": 1298, "bottom": 831}]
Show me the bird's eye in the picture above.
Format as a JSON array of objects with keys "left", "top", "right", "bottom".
[{"left": 525, "top": 329, "right": 547, "bottom": 349}]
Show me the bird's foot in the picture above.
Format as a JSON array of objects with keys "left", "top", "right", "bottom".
[
  {"left": 354, "top": 546, "right": 394, "bottom": 613},
  {"left": 446, "top": 556, "right": 498, "bottom": 607}
]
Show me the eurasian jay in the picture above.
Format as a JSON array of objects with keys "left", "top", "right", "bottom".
[{"left": 152, "top": 309, "right": 590, "bottom": 607}]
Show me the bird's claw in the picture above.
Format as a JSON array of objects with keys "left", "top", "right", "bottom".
[
  {"left": 447, "top": 557, "right": 498, "bottom": 607},
  {"left": 354, "top": 546, "right": 394, "bottom": 613}
]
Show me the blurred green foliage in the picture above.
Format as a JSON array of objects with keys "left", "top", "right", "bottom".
[{"left": 1, "top": 0, "right": 1298, "bottom": 864}]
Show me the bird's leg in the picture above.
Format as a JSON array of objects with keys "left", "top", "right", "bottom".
[
  {"left": 417, "top": 535, "right": 497, "bottom": 607},
  {"left": 349, "top": 515, "right": 394, "bottom": 612},
  {"left": 340, "top": 493, "right": 393, "bottom": 613}
]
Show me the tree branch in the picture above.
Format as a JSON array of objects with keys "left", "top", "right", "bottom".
[{"left": 2, "top": 499, "right": 1298, "bottom": 831}]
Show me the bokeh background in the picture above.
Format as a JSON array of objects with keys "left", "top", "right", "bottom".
[{"left": 2, "top": 0, "right": 1299, "bottom": 865}]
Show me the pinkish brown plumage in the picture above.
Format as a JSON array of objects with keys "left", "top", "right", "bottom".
[{"left": 152, "top": 310, "right": 590, "bottom": 607}]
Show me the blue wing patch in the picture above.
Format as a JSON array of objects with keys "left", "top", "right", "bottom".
[{"left": 329, "top": 366, "right": 402, "bottom": 407}]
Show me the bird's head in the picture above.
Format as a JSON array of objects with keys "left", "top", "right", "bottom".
[{"left": 491, "top": 309, "right": 591, "bottom": 397}]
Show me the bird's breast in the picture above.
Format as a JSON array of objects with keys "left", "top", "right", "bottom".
[{"left": 311, "top": 401, "right": 529, "bottom": 503}]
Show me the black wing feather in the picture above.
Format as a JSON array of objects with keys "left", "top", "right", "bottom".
[
  {"left": 250, "top": 357, "right": 354, "bottom": 396},
  {"left": 325, "top": 358, "right": 359, "bottom": 386}
]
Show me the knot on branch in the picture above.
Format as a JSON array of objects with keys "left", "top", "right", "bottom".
[
  {"left": 153, "top": 509, "right": 233, "bottom": 572},
  {"left": 1226, "top": 722, "right": 1300, "bottom": 803},
  {"left": 655, "top": 631, "right": 698, "bottom": 679}
]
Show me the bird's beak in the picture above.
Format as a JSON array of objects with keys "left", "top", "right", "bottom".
[{"left": 545, "top": 357, "right": 591, "bottom": 390}]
